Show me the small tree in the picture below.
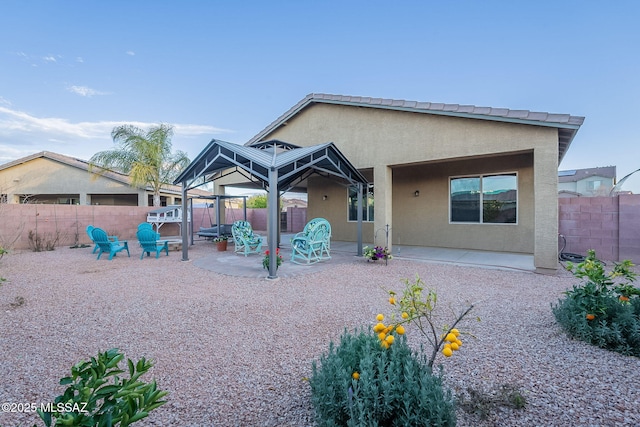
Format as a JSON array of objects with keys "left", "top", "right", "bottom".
[
  {"left": 246, "top": 194, "right": 268, "bottom": 208},
  {"left": 89, "top": 124, "right": 190, "bottom": 206}
]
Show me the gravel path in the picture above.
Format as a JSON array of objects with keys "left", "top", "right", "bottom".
[{"left": 1, "top": 243, "right": 639, "bottom": 426}]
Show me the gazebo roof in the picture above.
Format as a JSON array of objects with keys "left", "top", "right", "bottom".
[{"left": 173, "top": 138, "right": 368, "bottom": 190}]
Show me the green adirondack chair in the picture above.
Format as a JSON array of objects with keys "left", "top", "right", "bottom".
[{"left": 91, "top": 227, "right": 130, "bottom": 260}]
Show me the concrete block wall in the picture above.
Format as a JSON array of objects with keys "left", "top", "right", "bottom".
[
  {"left": 0, "top": 205, "right": 170, "bottom": 250},
  {"left": 559, "top": 194, "right": 639, "bottom": 263},
  {"left": 287, "top": 207, "right": 307, "bottom": 233},
  {"left": 0, "top": 205, "right": 298, "bottom": 250},
  {"left": 619, "top": 195, "right": 640, "bottom": 262}
]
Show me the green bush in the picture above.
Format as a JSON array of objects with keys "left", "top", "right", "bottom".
[
  {"left": 38, "top": 348, "right": 167, "bottom": 427},
  {"left": 309, "top": 329, "right": 455, "bottom": 427},
  {"left": 552, "top": 250, "right": 640, "bottom": 356}
]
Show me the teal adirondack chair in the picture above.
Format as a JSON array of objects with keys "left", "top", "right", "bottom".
[
  {"left": 136, "top": 227, "right": 169, "bottom": 259},
  {"left": 231, "top": 220, "right": 263, "bottom": 256},
  {"left": 86, "top": 225, "right": 120, "bottom": 254},
  {"left": 91, "top": 227, "right": 130, "bottom": 260},
  {"left": 290, "top": 218, "right": 331, "bottom": 264},
  {"left": 137, "top": 222, "right": 154, "bottom": 232}
]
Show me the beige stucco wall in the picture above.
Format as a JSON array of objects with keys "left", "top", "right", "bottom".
[
  {"left": 0, "top": 157, "right": 182, "bottom": 206},
  {"left": 261, "top": 103, "right": 561, "bottom": 271},
  {"left": 0, "top": 158, "right": 141, "bottom": 204}
]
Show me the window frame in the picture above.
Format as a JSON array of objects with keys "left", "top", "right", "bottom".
[
  {"left": 449, "top": 172, "right": 518, "bottom": 225},
  {"left": 347, "top": 183, "right": 375, "bottom": 223}
]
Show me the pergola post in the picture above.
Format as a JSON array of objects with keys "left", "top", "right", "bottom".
[
  {"left": 267, "top": 167, "right": 279, "bottom": 279},
  {"left": 180, "top": 183, "right": 189, "bottom": 261},
  {"left": 357, "top": 181, "right": 363, "bottom": 256}
]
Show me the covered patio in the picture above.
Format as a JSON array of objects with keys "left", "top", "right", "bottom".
[{"left": 173, "top": 139, "right": 368, "bottom": 278}]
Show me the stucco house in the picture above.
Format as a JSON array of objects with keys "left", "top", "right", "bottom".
[
  {"left": 212, "top": 93, "right": 584, "bottom": 273},
  {"left": 0, "top": 151, "right": 205, "bottom": 206},
  {"left": 558, "top": 166, "right": 616, "bottom": 197}
]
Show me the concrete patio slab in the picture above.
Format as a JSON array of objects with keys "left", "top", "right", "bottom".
[{"left": 191, "top": 233, "right": 536, "bottom": 278}]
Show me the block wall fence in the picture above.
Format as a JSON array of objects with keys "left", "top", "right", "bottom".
[
  {"left": 0, "top": 205, "right": 307, "bottom": 251},
  {"left": 1, "top": 199, "right": 637, "bottom": 264},
  {"left": 559, "top": 194, "right": 640, "bottom": 263}
]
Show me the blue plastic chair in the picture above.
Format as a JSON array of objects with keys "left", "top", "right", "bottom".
[
  {"left": 91, "top": 227, "right": 130, "bottom": 260},
  {"left": 136, "top": 227, "right": 169, "bottom": 259},
  {"left": 87, "top": 225, "right": 119, "bottom": 254},
  {"left": 137, "top": 222, "right": 154, "bottom": 232}
]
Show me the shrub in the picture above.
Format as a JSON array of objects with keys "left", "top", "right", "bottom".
[
  {"left": 38, "top": 348, "right": 167, "bottom": 427},
  {"left": 310, "top": 329, "right": 455, "bottom": 427},
  {"left": 383, "top": 275, "right": 475, "bottom": 369},
  {"left": 552, "top": 250, "right": 640, "bottom": 356},
  {"left": 27, "top": 230, "right": 60, "bottom": 252}
]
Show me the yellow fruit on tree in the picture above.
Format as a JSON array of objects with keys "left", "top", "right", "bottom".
[
  {"left": 378, "top": 332, "right": 387, "bottom": 341},
  {"left": 396, "top": 325, "right": 405, "bottom": 335},
  {"left": 442, "top": 347, "right": 453, "bottom": 357},
  {"left": 456, "top": 339, "right": 462, "bottom": 346},
  {"left": 450, "top": 342, "right": 459, "bottom": 351},
  {"left": 451, "top": 328, "right": 460, "bottom": 336},
  {"left": 381, "top": 340, "right": 390, "bottom": 349},
  {"left": 373, "top": 323, "right": 385, "bottom": 333},
  {"left": 401, "top": 312, "right": 409, "bottom": 319},
  {"left": 445, "top": 333, "right": 457, "bottom": 342},
  {"left": 385, "top": 335, "right": 395, "bottom": 344},
  {"left": 389, "top": 297, "right": 396, "bottom": 305},
  {"left": 352, "top": 372, "right": 360, "bottom": 380},
  {"left": 376, "top": 313, "right": 384, "bottom": 321}
]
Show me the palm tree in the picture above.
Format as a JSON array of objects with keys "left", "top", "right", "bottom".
[{"left": 89, "top": 124, "right": 190, "bottom": 206}]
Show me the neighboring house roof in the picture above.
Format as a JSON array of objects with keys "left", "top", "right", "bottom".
[
  {"left": 558, "top": 166, "right": 616, "bottom": 183},
  {"left": 247, "top": 93, "right": 585, "bottom": 162},
  {"left": 0, "top": 151, "right": 209, "bottom": 196}
]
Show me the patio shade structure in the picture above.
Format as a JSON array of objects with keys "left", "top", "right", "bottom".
[{"left": 173, "top": 139, "right": 369, "bottom": 278}]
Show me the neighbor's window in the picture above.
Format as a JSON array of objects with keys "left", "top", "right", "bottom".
[
  {"left": 348, "top": 184, "right": 374, "bottom": 222},
  {"left": 450, "top": 174, "right": 517, "bottom": 224},
  {"left": 587, "top": 180, "right": 602, "bottom": 191}
]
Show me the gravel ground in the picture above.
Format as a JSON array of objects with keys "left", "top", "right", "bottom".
[{"left": 1, "top": 243, "right": 639, "bottom": 427}]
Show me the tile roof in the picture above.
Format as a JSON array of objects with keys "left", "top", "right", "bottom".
[
  {"left": 558, "top": 166, "right": 617, "bottom": 183},
  {"left": 0, "top": 151, "right": 210, "bottom": 196},
  {"left": 247, "top": 93, "right": 585, "bottom": 162}
]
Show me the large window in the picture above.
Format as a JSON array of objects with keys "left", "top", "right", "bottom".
[
  {"left": 450, "top": 174, "right": 517, "bottom": 224},
  {"left": 348, "top": 184, "right": 374, "bottom": 222}
]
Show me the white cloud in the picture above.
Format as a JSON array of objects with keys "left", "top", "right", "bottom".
[
  {"left": 173, "top": 123, "right": 232, "bottom": 136},
  {"left": 0, "top": 104, "right": 231, "bottom": 163},
  {"left": 126, "top": 51, "right": 135, "bottom": 56},
  {"left": 76, "top": 57, "right": 84, "bottom": 63},
  {"left": 43, "top": 55, "right": 57, "bottom": 62},
  {"left": 67, "top": 85, "right": 109, "bottom": 97}
]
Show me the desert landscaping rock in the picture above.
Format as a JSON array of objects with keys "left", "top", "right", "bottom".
[{"left": 1, "top": 243, "right": 639, "bottom": 426}]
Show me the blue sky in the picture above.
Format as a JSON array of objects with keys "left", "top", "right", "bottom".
[{"left": 1, "top": 1, "right": 639, "bottom": 192}]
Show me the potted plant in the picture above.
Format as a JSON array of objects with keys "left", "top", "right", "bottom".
[
  {"left": 213, "top": 236, "right": 228, "bottom": 251},
  {"left": 363, "top": 245, "right": 392, "bottom": 262},
  {"left": 262, "top": 248, "right": 284, "bottom": 270}
]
